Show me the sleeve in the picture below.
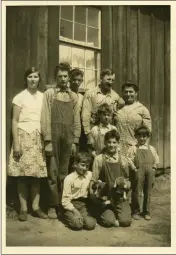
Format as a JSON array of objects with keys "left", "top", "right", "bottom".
[
  {"left": 127, "top": 146, "right": 137, "bottom": 170},
  {"left": 61, "top": 176, "right": 75, "bottom": 211},
  {"left": 12, "top": 92, "right": 23, "bottom": 108},
  {"left": 141, "top": 106, "right": 152, "bottom": 132},
  {"left": 89, "top": 126, "right": 97, "bottom": 147},
  {"left": 40, "top": 90, "right": 52, "bottom": 141},
  {"left": 150, "top": 146, "right": 159, "bottom": 168},
  {"left": 91, "top": 155, "right": 102, "bottom": 182},
  {"left": 115, "top": 92, "right": 125, "bottom": 109},
  {"left": 73, "top": 94, "right": 81, "bottom": 144},
  {"left": 81, "top": 90, "right": 93, "bottom": 135}
]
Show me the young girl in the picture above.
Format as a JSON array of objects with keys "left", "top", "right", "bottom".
[
  {"left": 88, "top": 103, "right": 117, "bottom": 157},
  {"left": 127, "top": 125, "right": 159, "bottom": 221}
]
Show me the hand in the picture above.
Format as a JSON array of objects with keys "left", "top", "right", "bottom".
[
  {"left": 91, "top": 151, "right": 97, "bottom": 158},
  {"left": 45, "top": 142, "right": 53, "bottom": 157},
  {"left": 72, "top": 208, "right": 81, "bottom": 216},
  {"left": 134, "top": 168, "right": 138, "bottom": 172},
  {"left": 71, "top": 143, "right": 77, "bottom": 156},
  {"left": 104, "top": 200, "right": 111, "bottom": 205},
  {"left": 13, "top": 145, "right": 22, "bottom": 162},
  {"left": 87, "top": 133, "right": 93, "bottom": 145}
]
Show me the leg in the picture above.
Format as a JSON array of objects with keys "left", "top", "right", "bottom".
[
  {"left": 17, "top": 177, "right": 29, "bottom": 221},
  {"left": 31, "top": 178, "right": 48, "bottom": 219},
  {"left": 100, "top": 208, "right": 116, "bottom": 227},
  {"left": 115, "top": 200, "right": 132, "bottom": 227},
  {"left": 64, "top": 210, "right": 84, "bottom": 230},
  {"left": 59, "top": 139, "right": 72, "bottom": 181}
]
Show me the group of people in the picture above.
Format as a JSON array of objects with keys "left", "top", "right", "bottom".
[{"left": 8, "top": 62, "right": 159, "bottom": 231}]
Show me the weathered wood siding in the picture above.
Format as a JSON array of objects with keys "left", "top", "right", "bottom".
[{"left": 6, "top": 5, "right": 170, "bottom": 169}]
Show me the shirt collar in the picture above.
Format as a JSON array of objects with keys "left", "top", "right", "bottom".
[
  {"left": 74, "top": 171, "right": 88, "bottom": 179},
  {"left": 136, "top": 143, "right": 148, "bottom": 148},
  {"left": 99, "top": 123, "right": 111, "bottom": 129},
  {"left": 96, "top": 85, "right": 112, "bottom": 96},
  {"left": 104, "top": 150, "right": 119, "bottom": 160}
]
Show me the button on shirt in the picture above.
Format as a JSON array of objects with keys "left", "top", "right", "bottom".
[
  {"left": 127, "top": 144, "right": 159, "bottom": 170},
  {"left": 12, "top": 89, "right": 43, "bottom": 133},
  {"left": 62, "top": 171, "right": 92, "bottom": 211}
]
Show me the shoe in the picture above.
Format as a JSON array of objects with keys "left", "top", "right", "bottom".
[
  {"left": 19, "top": 211, "right": 27, "bottom": 221},
  {"left": 33, "top": 208, "right": 48, "bottom": 219},
  {"left": 48, "top": 207, "right": 57, "bottom": 219},
  {"left": 114, "top": 220, "right": 120, "bottom": 227},
  {"left": 132, "top": 214, "right": 140, "bottom": 220},
  {"left": 144, "top": 214, "right": 151, "bottom": 221}
]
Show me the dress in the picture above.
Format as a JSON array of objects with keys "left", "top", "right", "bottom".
[
  {"left": 114, "top": 101, "right": 152, "bottom": 158},
  {"left": 8, "top": 89, "right": 47, "bottom": 178}
]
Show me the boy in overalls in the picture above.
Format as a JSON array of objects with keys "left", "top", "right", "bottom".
[
  {"left": 41, "top": 63, "right": 81, "bottom": 219},
  {"left": 127, "top": 126, "right": 159, "bottom": 220},
  {"left": 89, "top": 130, "right": 132, "bottom": 227},
  {"left": 88, "top": 103, "right": 117, "bottom": 157}
]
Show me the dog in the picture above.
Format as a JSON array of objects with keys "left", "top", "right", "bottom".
[{"left": 110, "top": 177, "right": 131, "bottom": 205}]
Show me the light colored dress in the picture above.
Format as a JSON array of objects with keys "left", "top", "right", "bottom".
[
  {"left": 8, "top": 89, "right": 47, "bottom": 177},
  {"left": 114, "top": 101, "right": 152, "bottom": 158}
]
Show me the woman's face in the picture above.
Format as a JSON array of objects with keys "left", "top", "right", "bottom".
[
  {"left": 122, "top": 86, "right": 137, "bottom": 105},
  {"left": 27, "top": 72, "right": 40, "bottom": 90}
]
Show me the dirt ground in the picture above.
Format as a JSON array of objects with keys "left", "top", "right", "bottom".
[{"left": 6, "top": 173, "right": 171, "bottom": 247}]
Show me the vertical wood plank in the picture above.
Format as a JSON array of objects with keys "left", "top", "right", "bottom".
[
  {"left": 101, "top": 6, "right": 113, "bottom": 70},
  {"left": 37, "top": 7, "right": 48, "bottom": 91},
  {"left": 126, "top": 7, "right": 138, "bottom": 84},
  {"left": 48, "top": 6, "right": 60, "bottom": 85},
  {"left": 150, "top": 13, "right": 165, "bottom": 168},
  {"left": 112, "top": 6, "right": 127, "bottom": 93},
  {"left": 138, "top": 7, "right": 151, "bottom": 111},
  {"left": 164, "top": 19, "right": 170, "bottom": 168},
  {"left": 30, "top": 7, "right": 39, "bottom": 68}
]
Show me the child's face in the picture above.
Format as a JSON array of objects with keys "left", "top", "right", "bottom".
[
  {"left": 75, "top": 161, "right": 90, "bottom": 176},
  {"left": 104, "top": 137, "right": 119, "bottom": 154},
  {"left": 136, "top": 133, "right": 149, "bottom": 145},
  {"left": 99, "top": 112, "right": 112, "bottom": 125}
]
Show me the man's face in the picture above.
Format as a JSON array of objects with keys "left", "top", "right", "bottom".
[
  {"left": 101, "top": 74, "right": 113, "bottom": 92},
  {"left": 70, "top": 74, "right": 83, "bottom": 92},
  {"left": 56, "top": 70, "right": 69, "bottom": 89}
]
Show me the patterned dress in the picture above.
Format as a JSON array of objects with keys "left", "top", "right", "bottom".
[
  {"left": 8, "top": 89, "right": 47, "bottom": 178},
  {"left": 114, "top": 101, "right": 152, "bottom": 158}
]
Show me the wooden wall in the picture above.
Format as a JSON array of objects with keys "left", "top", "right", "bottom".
[{"left": 6, "top": 5, "right": 170, "bottom": 169}]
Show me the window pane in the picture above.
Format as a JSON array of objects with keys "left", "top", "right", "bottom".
[
  {"left": 85, "top": 50, "right": 95, "bottom": 69},
  {"left": 88, "top": 8, "right": 99, "bottom": 28},
  {"left": 75, "top": 6, "right": 86, "bottom": 24},
  {"left": 87, "top": 27, "right": 99, "bottom": 47},
  {"left": 74, "top": 23, "right": 86, "bottom": 43},
  {"left": 85, "top": 70, "right": 96, "bottom": 90},
  {"left": 60, "top": 19, "right": 73, "bottom": 40},
  {"left": 72, "top": 47, "right": 85, "bottom": 68},
  {"left": 59, "top": 45, "right": 72, "bottom": 64},
  {"left": 96, "top": 69, "right": 100, "bottom": 85},
  {"left": 96, "top": 52, "right": 101, "bottom": 69},
  {"left": 61, "top": 6, "right": 73, "bottom": 21}
]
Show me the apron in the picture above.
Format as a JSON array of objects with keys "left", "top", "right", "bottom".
[{"left": 132, "top": 146, "right": 155, "bottom": 214}]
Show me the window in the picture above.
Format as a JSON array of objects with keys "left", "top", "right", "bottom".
[{"left": 59, "top": 6, "right": 101, "bottom": 90}]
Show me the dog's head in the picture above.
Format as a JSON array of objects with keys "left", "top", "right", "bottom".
[
  {"left": 92, "top": 180, "right": 108, "bottom": 200},
  {"left": 111, "top": 177, "right": 131, "bottom": 202}
]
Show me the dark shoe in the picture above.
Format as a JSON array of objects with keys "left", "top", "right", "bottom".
[
  {"left": 132, "top": 214, "right": 140, "bottom": 220},
  {"left": 48, "top": 207, "right": 57, "bottom": 219},
  {"left": 33, "top": 208, "right": 48, "bottom": 219},
  {"left": 144, "top": 214, "right": 151, "bottom": 221},
  {"left": 19, "top": 211, "right": 27, "bottom": 221},
  {"left": 56, "top": 204, "right": 64, "bottom": 219}
]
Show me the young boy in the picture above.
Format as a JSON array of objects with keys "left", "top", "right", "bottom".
[
  {"left": 127, "top": 125, "right": 159, "bottom": 221},
  {"left": 88, "top": 103, "right": 117, "bottom": 157},
  {"left": 62, "top": 152, "right": 97, "bottom": 230},
  {"left": 89, "top": 130, "right": 132, "bottom": 227}
]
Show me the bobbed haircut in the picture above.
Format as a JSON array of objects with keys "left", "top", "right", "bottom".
[
  {"left": 122, "top": 81, "right": 139, "bottom": 92},
  {"left": 100, "top": 68, "right": 114, "bottom": 79},
  {"left": 104, "top": 129, "right": 120, "bottom": 143},
  {"left": 24, "top": 67, "right": 41, "bottom": 88},
  {"left": 70, "top": 68, "right": 84, "bottom": 79},
  {"left": 54, "top": 62, "right": 71, "bottom": 79}
]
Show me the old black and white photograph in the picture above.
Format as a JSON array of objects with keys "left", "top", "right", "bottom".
[{"left": 3, "top": 1, "right": 171, "bottom": 251}]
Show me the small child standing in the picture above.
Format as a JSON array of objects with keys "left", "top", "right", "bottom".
[
  {"left": 88, "top": 103, "right": 117, "bottom": 157},
  {"left": 127, "top": 125, "right": 159, "bottom": 221},
  {"left": 62, "top": 152, "right": 96, "bottom": 230}
]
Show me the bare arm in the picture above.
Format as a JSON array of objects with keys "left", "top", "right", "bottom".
[{"left": 12, "top": 105, "right": 21, "bottom": 160}]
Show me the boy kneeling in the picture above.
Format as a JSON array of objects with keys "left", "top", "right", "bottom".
[
  {"left": 62, "top": 152, "right": 96, "bottom": 230},
  {"left": 89, "top": 130, "right": 132, "bottom": 227}
]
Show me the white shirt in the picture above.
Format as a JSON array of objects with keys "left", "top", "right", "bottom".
[{"left": 12, "top": 89, "right": 43, "bottom": 133}]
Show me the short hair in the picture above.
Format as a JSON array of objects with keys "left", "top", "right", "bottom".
[
  {"left": 70, "top": 68, "right": 84, "bottom": 79},
  {"left": 122, "top": 81, "right": 139, "bottom": 92},
  {"left": 96, "top": 103, "right": 113, "bottom": 124},
  {"left": 74, "top": 152, "right": 92, "bottom": 165},
  {"left": 54, "top": 62, "right": 71, "bottom": 79},
  {"left": 100, "top": 68, "right": 114, "bottom": 79},
  {"left": 104, "top": 129, "right": 120, "bottom": 142},
  {"left": 24, "top": 67, "right": 41, "bottom": 88},
  {"left": 134, "top": 125, "right": 151, "bottom": 137}
]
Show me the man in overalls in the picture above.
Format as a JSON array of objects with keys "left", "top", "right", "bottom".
[{"left": 41, "top": 63, "right": 81, "bottom": 219}]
